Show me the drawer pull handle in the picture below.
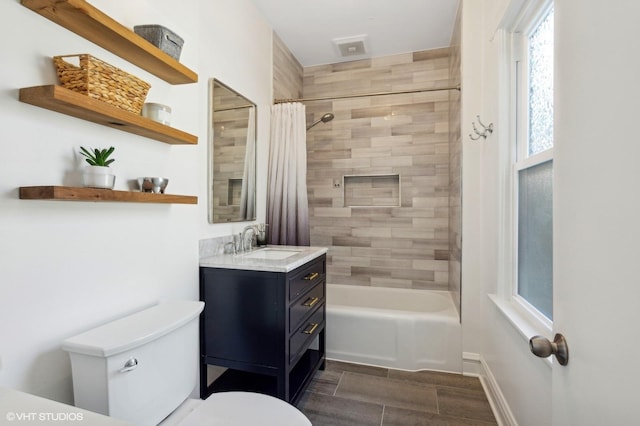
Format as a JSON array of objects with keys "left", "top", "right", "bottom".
[
  {"left": 302, "top": 297, "right": 320, "bottom": 308},
  {"left": 303, "top": 272, "right": 319, "bottom": 281},
  {"left": 302, "top": 322, "right": 319, "bottom": 335}
]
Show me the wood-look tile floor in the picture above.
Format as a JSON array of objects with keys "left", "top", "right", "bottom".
[{"left": 296, "top": 360, "right": 497, "bottom": 426}]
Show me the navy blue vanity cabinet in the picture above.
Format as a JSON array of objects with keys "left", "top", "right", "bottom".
[{"left": 199, "top": 254, "right": 326, "bottom": 404}]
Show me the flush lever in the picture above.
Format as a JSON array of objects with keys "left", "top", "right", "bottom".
[
  {"left": 529, "top": 333, "right": 569, "bottom": 366},
  {"left": 119, "top": 357, "right": 139, "bottom": 373}
]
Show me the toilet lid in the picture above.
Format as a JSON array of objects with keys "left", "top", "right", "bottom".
[{"left": 178, "top": 392, "right": 312, "bottom": 426}]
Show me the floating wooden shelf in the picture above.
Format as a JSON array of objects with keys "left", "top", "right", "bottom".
[
  {"left": 20, "top": 0, "right": 197, "bottom": 85},
  {"left": 19, "top": 85, "right": 198, "bottom": 145},
  {"left": 19, "top": 186, "right": 198, "bottom": 204}
]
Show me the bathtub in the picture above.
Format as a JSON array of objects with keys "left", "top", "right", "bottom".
[{"left": 325, "top": 284, "right": 462, "bottom": 372}]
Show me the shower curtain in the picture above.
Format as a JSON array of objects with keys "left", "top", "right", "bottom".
[
  {"left": 240, "top": 106, "right": 256, "bottom": 220},
  {"left": 267, "top": 102, "right": 310, "bottom": 246}
]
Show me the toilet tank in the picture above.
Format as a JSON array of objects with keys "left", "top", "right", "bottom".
[{"left": 62, "top": 301, "right": 204, "bottom": 426}]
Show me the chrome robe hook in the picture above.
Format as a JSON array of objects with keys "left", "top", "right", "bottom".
[{"left": 469, "top": 115, "right": 494, "bottom": 140}]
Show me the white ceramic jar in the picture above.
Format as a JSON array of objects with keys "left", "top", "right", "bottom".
[{"left": 142, "top": 103, "right": 172, "bottom": 125}]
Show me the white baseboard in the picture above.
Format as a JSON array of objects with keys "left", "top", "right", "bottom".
[
  {"left": 462, "top": 351, "right": 483, "bottom": 376},
  {"left": 462, "top": 352, "right": 518, "bottom": 426}
]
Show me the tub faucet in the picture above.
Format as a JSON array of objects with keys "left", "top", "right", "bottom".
[{"left": 241, "top": 225, "right": 255, "bottom": 252}]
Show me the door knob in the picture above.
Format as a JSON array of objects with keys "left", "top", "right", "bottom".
[{"left": 529, "top": 333, "right": 569, "bottom": 366}]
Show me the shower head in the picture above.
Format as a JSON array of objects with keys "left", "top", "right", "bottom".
[
  {"left": 307, "top": 112, "right": 335, "bottom": 130},
  {"left": 320, "top": 112, "right": 335, "bottom": 123}
]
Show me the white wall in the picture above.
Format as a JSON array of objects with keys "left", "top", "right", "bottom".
[
  {"left": 197, "top": 0, "right": 272, "bottom": 237},
  {"left": 0, "top": 0, "right": 271, "bottom": 404},
  {"left": 460, "top": 0, "right": 486, "bottom": 362},
  {"left": 463, "top": 2, "right": 640, "bottom": 424},
  {"left": 460, "top": 0, "right": 552, "bottom": 424}
]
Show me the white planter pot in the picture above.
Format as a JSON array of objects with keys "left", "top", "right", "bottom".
[{"left": 82, "top": 166, "right": 115, "bottom": 189}]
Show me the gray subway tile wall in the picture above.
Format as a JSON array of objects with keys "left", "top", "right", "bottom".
[
  {"left": 273, "top": 32, "right": 462, "bottom": 297},
  {"left": 303, "top": 49, "right": 451, "bottom": 290}
]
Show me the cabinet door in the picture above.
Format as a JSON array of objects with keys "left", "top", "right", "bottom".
[{"left": 200, "top": 268, "right": 285, "bottom": 367}]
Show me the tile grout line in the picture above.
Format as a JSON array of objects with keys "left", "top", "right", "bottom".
[
  {"left": 380, "top": 404, "right": 385, "bottom": 426},
  {"left": 333, "top": 371, "right": 345, "bottom": 397}
]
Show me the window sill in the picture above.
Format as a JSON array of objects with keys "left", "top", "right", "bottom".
[{"left": 488, "top": 294, "right": 553, "bottom": 368}]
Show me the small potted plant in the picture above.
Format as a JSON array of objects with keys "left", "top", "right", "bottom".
[{"left": 80, "top": 146, "right": 116, "bottom": 189}]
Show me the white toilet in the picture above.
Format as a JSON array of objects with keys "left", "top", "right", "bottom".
[{"left": 61, "top": 301, "right": 311, "bottom": 426}]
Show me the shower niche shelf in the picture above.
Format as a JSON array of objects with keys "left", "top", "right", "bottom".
[
  {"left": 343, "top": 174, "right": 401, "bottom": 207},
  {"left": 227, "top": 179, "right": 242, "bottom": 206}
]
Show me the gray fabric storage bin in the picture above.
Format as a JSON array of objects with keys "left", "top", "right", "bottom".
[{"left": 134, "top": 25, "right": 184, "bottom": 60}]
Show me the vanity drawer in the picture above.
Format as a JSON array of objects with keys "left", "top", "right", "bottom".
[
  {"left": 289, "top": 282, "right": 324, "bottom": 333},
  {"left": 288, "top": 256, "right": 325, "bottom": 301},
  {"left": 289, "top": 304, "right": 324, "bottom": 363}
]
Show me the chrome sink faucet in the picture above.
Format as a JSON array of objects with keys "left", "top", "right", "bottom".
[{"left": 241, "top": 225, "right": 255, "bottom": 252}]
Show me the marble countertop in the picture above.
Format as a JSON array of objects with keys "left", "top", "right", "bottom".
[{"left": 199, "top": 245, "right": 328, "bottom": 272}]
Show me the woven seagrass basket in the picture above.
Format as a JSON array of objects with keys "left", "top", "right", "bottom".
[{"left": 53, "top": 54, "right": 151, "bottom": 114}]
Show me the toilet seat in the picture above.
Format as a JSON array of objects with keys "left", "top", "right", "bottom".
[{"left": 166, "top": 392, "right": 311, "bottom": 426}]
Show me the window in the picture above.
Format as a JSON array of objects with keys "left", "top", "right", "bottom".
[{"left": 512, "top": 5, "right": 554, "bottom": 322}]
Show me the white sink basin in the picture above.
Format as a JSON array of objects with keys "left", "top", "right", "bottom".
[{"left": 240, "top": 248, "right": 302, "bottom": 260}]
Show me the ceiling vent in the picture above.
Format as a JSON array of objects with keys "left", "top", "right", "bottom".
[{"left": 333, "top": 35, "right": 368, "bottom": 57}]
